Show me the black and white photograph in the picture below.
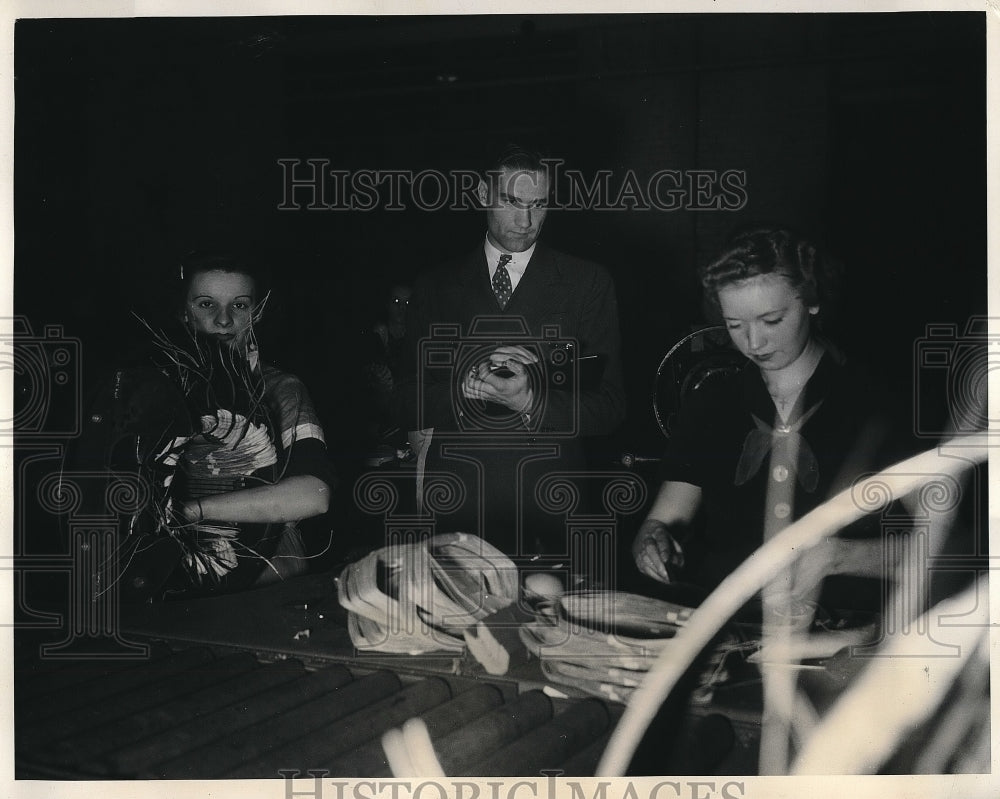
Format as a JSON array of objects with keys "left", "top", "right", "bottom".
[{"left": 4, "top": 2, "right": 995, "bottom": 794}]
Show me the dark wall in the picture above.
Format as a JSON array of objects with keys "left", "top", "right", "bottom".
[{"left": 14, "top": 13, "right": 986, "bottom": 453}]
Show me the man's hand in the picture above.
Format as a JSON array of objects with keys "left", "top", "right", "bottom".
[
  {"left": 461, "top": 345, "right": 539, "bottom": 413},
  {"left": 632, "top": 518, "right": 686, "bottom": 584}
]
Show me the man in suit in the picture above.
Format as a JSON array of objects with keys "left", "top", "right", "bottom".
[{"left": 392, "top": 145, "right": 626, "bottom": 559}]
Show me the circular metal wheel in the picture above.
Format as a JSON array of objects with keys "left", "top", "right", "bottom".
[{"left": 652, "top": 325, "right": 747, "bottom": 439}]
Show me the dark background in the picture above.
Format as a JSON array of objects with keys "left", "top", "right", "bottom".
[{"left": 13, "top": 12, "right": 987, "bottom": 471}]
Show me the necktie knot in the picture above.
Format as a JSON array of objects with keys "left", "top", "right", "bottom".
[{"left": 493, "top": 254, "right": 513, "bottom": 310}]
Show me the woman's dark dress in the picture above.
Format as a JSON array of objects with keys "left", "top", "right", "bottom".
[{"left": 659, "top": 352, "right": 909, "bottom": 609}]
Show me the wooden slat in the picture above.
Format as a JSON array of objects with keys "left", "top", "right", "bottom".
[
  {"left": 112, "top": 664, "right": 353, "bottom": 777},
  {"left": 20, "top": 647, "right": 215, "bottom": 726},
  {"left": 48, "top": 652, "right": 262, "bottom": 766},
  {"left": 231, "top": 677, "right": 453, "bottom": 778},
  {"left": 15, "top": 641, "right": 170, "bottom": 701},
  {"left": 465, "top": 698, "right": 611, "bottom": 776},
  {"left": 25, "top": 652, "right": 260, "bottom": 752},
  {"left": 153, "top": 671, "right": 403, "bottom": 778},
  {"left": 323, "top": 683, "right": 505, "bottom": 776},
  {"left": 86, "top": 657, "right": 308, "bottom": 774},
  {"left": 557, "top": 731, "right": 612, "bottom": 776},
  {"left": 433, "top": 690, "right": 553, "bottom": 776}
]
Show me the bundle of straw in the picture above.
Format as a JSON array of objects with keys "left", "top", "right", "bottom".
[
  {"left": 337, "top": 533, "right": 519, "bottom": 657},
  {"left": 520, "top": 591, "right": 731, "bottom": 703}
]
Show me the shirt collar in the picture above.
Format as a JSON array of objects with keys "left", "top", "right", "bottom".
[{"left": 484, "top": 236, "right": 536, "bottom": 281}]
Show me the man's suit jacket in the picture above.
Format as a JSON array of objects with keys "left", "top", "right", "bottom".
[
  {"left": 394, "top": 243, "right": 626, "bottom": 436},
  {"left": 391, "top": 243, "right": 626, "bottom": 554}
]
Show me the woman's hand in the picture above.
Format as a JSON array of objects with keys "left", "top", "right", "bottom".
[
  {"left": 632, "top": 518, "right": 686, "bottom": 584},
  {"left": 788, "top": 536, "right": 889, "bottom": 603},
  {"left": 631, "top": 481, "right": 701, "bottom": 584},
  {"left": 788, "top": 538, "right": 843, "bottom": 602}
]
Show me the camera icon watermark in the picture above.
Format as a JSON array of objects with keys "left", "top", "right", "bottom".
[
  {"left": 9, "top": 460, "right": 151, "bottom": 658},
  {"left": 1, "top": 316, "right": 82, "bottom": 439},
  {"left": 913, "top": 316, "right": 997, "bottom": 441},
  {"left": 417, "top": 317, "right": 580, "bottom": 438}
]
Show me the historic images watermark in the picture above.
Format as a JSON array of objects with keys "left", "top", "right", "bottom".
[
  {"left": 281, "top": 774, "right": 747, "bottom": 799},
  {"left": 912, "top": 317, "right": 995, "bottom": 441},
  {"left": 5, "top": 315, "right": 150, "bottom": 658},
  {"left": 277, "top": 158, "right": 748, "bottom": 213}
]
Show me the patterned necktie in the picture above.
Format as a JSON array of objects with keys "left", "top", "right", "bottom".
[{"left": 492, "top": 253, "right": 513, "bottom": 310}]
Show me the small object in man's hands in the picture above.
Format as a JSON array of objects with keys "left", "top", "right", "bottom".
[{"left": 489, "top": 360, "right": 515, "bottom": 378}]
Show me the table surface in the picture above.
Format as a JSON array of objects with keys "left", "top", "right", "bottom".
[
  {"left": 117, "top": 570, "right": 563, "bottom": 692},
  {"left": 115, "top": 570, "right": 774, "bottom": 724},
  {"left": 17, "top": 570, "right": 768, "bottom": 776}
]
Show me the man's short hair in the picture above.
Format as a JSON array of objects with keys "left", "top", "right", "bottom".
[
  {"left": 489, "top": 143, "right": 548, "bottom": 175},
  {"left": 483, "top": 143, "right": 552, "bottom": 202}
]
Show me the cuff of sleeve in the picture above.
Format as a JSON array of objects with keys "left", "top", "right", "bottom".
[{"left": 519, "top": 390, "right": 540, "bottom": 431}]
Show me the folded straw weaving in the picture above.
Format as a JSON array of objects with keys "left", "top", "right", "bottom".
[{"left": 337, "top": 533, "right": 519, "bottom": 655}]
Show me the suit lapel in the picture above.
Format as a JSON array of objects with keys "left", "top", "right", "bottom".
[
  {"left": 454, "top": 243, "right": 569, "bottom": 323},
  {"left": 455, "top": 249, "right": 499, "bottom": 315},
  {"left": 506, "top": 244, "right": 564, "bottom": 319}
]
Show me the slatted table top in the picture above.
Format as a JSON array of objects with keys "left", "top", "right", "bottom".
[{"left": 15, "top": 571, "right": 762, "bottom": 779}]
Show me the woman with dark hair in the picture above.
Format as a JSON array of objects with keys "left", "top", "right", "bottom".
[
  {"left": 632, "top": 229, "right": 905, "bottom": 607},
  {"left": 117, "top": 251, "right": 333, "bottom": 596}
]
